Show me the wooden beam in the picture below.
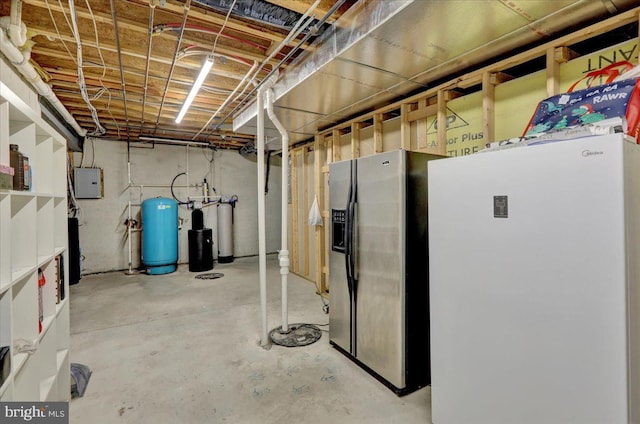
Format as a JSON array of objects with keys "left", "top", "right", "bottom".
[
  {"left": 546, "top": 47, "right": 560, "bottom": 97},
  {"left": 291, "top": 149, "right": 300, "bottom": 274},
  {"left": 490, "top": 72, "right": 514, "bottom": 85},
  {"left": 374, "top": 113, "right": 383, "bottom": 153},
  {"left": 351, "top": 122, "right": 361, "bottom": 158},
  {"left": 303, "top": 147, "right": 310, "bottom": 277},
  {"left": 313, "top": 132, "right": 326, "bottom": 294},
  {"left": 332, "top": 129, "right": 341, "bottom": 162},
  {"left": 482, "top": 72, "right": 495, "bottom": 145},
  {"left": 554, "top": 46, "right": 580, "bottom": 63},
  {"left": 436, "top": 90, "right": 447, "bottom": 155},
  {"left": 407, "top": 103, "right": 438, "bottom": 122},
  {"left": 400, "top": 104, "right": 411, "bottom": 150}
]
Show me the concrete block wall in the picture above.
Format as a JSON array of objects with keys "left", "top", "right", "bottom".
[{"left": 73, "top": 140, "right": 282, "bottom": 274}]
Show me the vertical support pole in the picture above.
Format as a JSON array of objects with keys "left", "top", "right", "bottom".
[
  {"left": 313, "top": 132, "right": 326, "bottom": 294},
  {"left": 436, "top": 90, "right": 447, "bottom": 156},
  {"left": 291, "top": 149, "right": 299, "bottom": 274},
  {"left": 302, "top": 146, "right": 310, "bottom": 277},
  {"left": 400, "top": 104, "right": 411, "bottom": 150},
  {"left": 547, "top": 47, "right": 560, "bottom": 97},
  {"left": 374, "top": 113, "right": 383, "bottom": 153},
  {"left": 351, "top": 122, "right": 361, "bottom": 159},
  {"left": 482, "top": 72, "right": 495, "bottom": 146}
]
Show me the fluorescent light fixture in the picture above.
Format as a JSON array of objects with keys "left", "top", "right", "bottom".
[{"left": 175, "top": 56, "right": 214, "bottom": 124}]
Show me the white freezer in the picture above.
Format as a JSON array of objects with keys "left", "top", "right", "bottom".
[{"left": 428, "top": 134, "right": 640, "bottom": 424}]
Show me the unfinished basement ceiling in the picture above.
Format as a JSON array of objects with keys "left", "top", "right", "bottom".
[{"left": 1, "top": 0, "right": 638, "bottom": 149}]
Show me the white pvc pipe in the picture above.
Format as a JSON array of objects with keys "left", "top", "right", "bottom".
[
  {"left": 265, "top": 88, "right": 289, "bottom": 333},
  {"left": 257, "top": 83, "right": 269, "bottom": 347},
  {"left": 0, "top": 22, "right": 86, "bottom": 137},
  {"left": 127, "top": 200, "right": 133, "bottom": 274}
]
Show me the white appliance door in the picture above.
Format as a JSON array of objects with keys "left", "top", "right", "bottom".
[
  {"left": 355, "top": 149, "right": 406, "bottom": 389},
  {"left": 429, "top": 135, "right": 629, "bottom": 424}
]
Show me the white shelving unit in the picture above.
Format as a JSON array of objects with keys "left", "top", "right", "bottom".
[{"left": 0, "top": 58, "right": 70, "bottom": 402}]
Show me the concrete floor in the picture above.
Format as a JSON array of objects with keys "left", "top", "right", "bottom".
[{"left": 69, "top": 255, "right": 432, "bottom": 423}]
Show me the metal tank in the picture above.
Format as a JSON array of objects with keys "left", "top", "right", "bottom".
[{"left": 141, "top": 197, "right": 178, "bottom": 275}]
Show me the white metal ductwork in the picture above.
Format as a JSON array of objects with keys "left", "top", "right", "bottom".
[
  {"left": 233, "top": 0, "right": 639, "bottom": 144},
  {"left": 0, "top": 0, "right": 86, "bottom": 138}
]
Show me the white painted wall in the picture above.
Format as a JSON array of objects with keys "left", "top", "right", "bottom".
[{"left": 73, "top": 139, "right": 282, "bottom": 274}]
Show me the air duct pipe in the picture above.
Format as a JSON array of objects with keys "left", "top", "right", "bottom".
[
  {"left": 0, "top": 5, "right": 86, "bottom": 138},
  {"left": 265, "top": 86, "right": 289, "bottom": 334}
]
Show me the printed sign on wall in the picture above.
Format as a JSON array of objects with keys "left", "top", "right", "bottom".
[{"left": 420, "top": 39, "right": 639, "bottom": 157}]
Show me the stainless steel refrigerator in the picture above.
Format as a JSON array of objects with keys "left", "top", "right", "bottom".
[{"left": 329, "top": 149, "right": 441, "bottom": 395}]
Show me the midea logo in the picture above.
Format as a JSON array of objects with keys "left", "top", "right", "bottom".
[{"left": 582, "top": 150, "right": 604, "bottom": 157}]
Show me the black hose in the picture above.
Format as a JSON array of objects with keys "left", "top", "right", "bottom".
[{"left": 171, "top": 172, "right": 191, "bottom": 205}]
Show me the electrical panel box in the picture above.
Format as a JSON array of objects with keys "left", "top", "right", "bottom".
[{"left": 74, "top": 167, "right": 103, "bottom": 199}]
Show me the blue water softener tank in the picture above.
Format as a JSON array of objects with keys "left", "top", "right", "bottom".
[{"left": 141, "top": 197, "right": 178, "bottom": 275}]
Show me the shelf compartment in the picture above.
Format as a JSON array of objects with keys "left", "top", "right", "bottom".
[
  {"left": 10, "top": 265, "right": 35, "bottom": 286},
  {"left": 0, "top": 100, "right": 9, "bottom": 165},
  {"left": 34, "top": 322, "right": 56, "bottom": 383},
  {"left": 10, "top": 194, "right": 36, "bottom": 272},
  {"left": 0, "top": 380, "right": 12, "bottom": 401},
  {"left": 56, "top": 349, "right": 68, "bottom": 371},
  {"left": 0, "top": 289, "right": 11, "bottom": 347},
  {"left": 0, "top": 193, "right": 10, "bottom": 288},
  {"left": 0, "top": 290, "right": 11, "bottom": 393},
  {"left": 12, "top": 352, "right": 29, "bottom": 377},
  {"left": 11, "top": 272, "right": 38, "bottom": 344},
  {"left": 39, "top": 259, "right": 58, "bottom": 325},
  {"left": 53, "top": 197, "right": 67, "bottom": 249},
  {"left": 9, "top": 121, "right": 35, "bottom": 186},
  {"left": 55, "top": 302, "right": 69, "bottom": 352},
  {"left": 12, "top": 353, "right": 38, "bottom": 401},
  {"left": 55, "top": 350, "right": 70, "bottom": 401},
  {"left": 34, "top": 135, "right": 53, "bottom": 194},
  {"left": 52, "top": 143, "right": 66, "bottom": 197},
  {"left": 37, "top": 196, "right": 54, "bottom": 259},
  {"left": 40, "top": 375, "right": 56, "bottom": 401}
]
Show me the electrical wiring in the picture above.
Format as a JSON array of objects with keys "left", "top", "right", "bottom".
[
  {"left": 83, "top": 0, "right": 123, "bottom": 139},
  {"left": 210, "top": 0, "right": 239, "bottom": 57},
  {"left": 68, "top": 0, "right": 106, "bottom": 136},
  {"left": 44, "top": 0, "right": 76, "bottom": 65}
]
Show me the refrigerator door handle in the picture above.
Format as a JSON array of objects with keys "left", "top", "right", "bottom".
[
  {"left": 351, "top": 201, "right": 358, "bottom": 283},
  {"left": 345, "top": 161, "right": 354, "bottom": 287}
]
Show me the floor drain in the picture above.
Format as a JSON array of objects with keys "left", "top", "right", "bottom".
[
  {"left": 195, "top": 272, "right": 224, "bottom": 280},
  {"left": 269, "top": 324, "right": 322, "bottom": 347}
]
